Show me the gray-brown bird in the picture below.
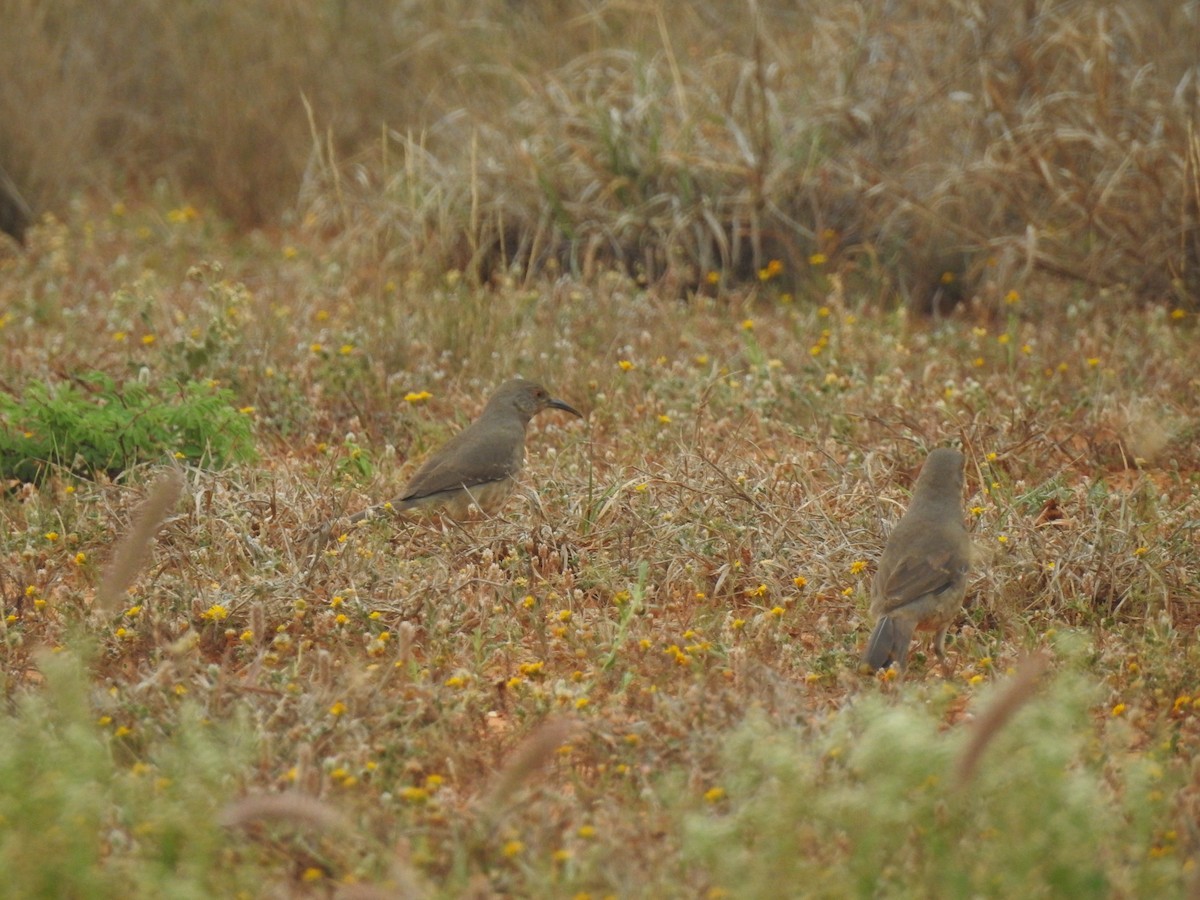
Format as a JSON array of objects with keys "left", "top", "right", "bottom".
[
  {"left": 348, "top": 378, "right": 582, "bottom": 523},
  {"left": 864, "top": 447, "right": 971, "bottom": 675}
]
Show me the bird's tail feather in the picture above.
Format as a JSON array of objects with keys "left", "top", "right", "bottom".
[{"left": 864, "top": 615, "right": 915, "bottom": 671}]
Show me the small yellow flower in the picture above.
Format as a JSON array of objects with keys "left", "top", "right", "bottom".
[
  {"left": 741, "top": 319, "right": 754, "bottom": 331},
  {"left": 808, "top": 252, "right": 827, "bottom": 266},
  {"left": 44, "top": 531, "right": 59, "bottom": 542},
  {"left": 141, "top": 334, "right": 156, "bottom": 346},
  {"left": 301, "top": 868, "right": 323, "bottom": 882},
  {"left": 793, "top": 576, "right": 807, "bottom": 588},
  {"left": 112, "top": 331, "right": 127, "bottom": 342},
  {"left": 339, "top": 344, "right": 354, "bottom": 355},
  {"left": 445, "top": 675, "right": 466, "bottom": 688},
  {"left": 757, "top": 259, "right": 783, "bottom": 281},
  {"left": 1133, "top": 546, "right": 1148, "bottom": 557},
  {"left": 1171, "top": 308, "right": 1186, "bottom": 320},
  {"left": 310, "top": 342, "right": 323, "bottom": 353},
  {"left": 200, "top": 604, "right": 229, "bottom": 621},
  {"left": 746, "top": 584, "right": 768, "bottom": 598},
  {"left": 329, "top": 701, "right": 347, "bottom": 716},
  {"left": 502, "top": 840, "right": 525, "bottom": 858},
  {"left": 998, "top": 535, "right": 1008, "bottom": 544},
  {"left": 557, "top": 609, "right": 572, "bottom": 623},
  {"left": 817, "top": 306, "right": 830, "bottom": 317},
  {"left": 167, "top": 205, "right": 198, "bottom": 223},
  {"left": 849, "top": 560, "right": 867, "bottom": 575},
  {"left": 618, "top": 359, "right": 635, "bottom": 371},
  {"left": 706, "top": 271, "right": 720, "bottom": 285},
  {"left": 574, "top": 697, "right": 590, "bottom": 710},
  {"left": 578, "top": 825, "right": 597, "bottom": 839},
  {"left": 940, "top": 271, "right": 955, "bottom": 284},
  {"left": 238, "top": 406, "right": 255, "bottom": 415},
  {"left": 657, "top": 414, "right": 671, "bottom": 424},
  {"left": 1087, "top": 357, "right": 1100, "bottom": 367},
  {"left": 1112, "top": 703, "right": 1126, "bottom": 717},
  {"left": 731, "top": 618, "right": 746, "bottom": 631},
  {"left": 769, "top": 606, "right": 785, "bottom": 618},
  {"left": 704, "top": 786, "right": 726, "bottom": 803},
  {"left": 1004, "top": 290, "right": 1020, "bottom": 305}
]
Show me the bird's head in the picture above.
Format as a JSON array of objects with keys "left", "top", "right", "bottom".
[{"left": 490, "top": 378, "right": 583, "bottom": 423}]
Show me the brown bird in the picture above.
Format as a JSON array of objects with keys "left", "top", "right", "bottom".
[
  {"left": 864, "top": 447, "right": 971, "bottom": 675},
  {"left": 348, "top": 378, "right": 582, "bottom": 523}
]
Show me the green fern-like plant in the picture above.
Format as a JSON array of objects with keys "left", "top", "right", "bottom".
[{"left": 0, "top": 372, "right": 256, "bottom": 482}]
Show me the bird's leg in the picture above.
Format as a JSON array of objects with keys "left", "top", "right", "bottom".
[{"left": 934, "top": 626, "right": 957, "bottom": 678}]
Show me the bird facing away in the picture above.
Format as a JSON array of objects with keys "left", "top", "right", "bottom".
[
  {"left": 349, "top": 378, "right": 582, "bottom": 523},
  {"left": 864, "top": 447, "right": 971, "bottom": 675}
]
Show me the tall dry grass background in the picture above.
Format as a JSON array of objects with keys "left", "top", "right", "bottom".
[
  {"left": 1, "top": 1, "right": 1200, "bottom": 897},
  {"left": 2, "top": 0, "right": 1199, "bottom": 305}
]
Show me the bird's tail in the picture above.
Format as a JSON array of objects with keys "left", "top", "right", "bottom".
[{"left": 864, "top": 615, "right": 915, "bottom": 671}]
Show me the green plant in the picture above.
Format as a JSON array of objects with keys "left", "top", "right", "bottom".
[
  {"left": 0, "top": 371, "right": 256, "bottom": 482},
  {"left": 686, "top": 666, "right": 1183, "bottom": 898}
]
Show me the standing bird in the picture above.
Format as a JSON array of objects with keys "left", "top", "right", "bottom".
[
  {"left": 864, "top": 447, "right": 971, "bottom": 675},
  {"left": 348, "top": 378, "right": 582, "bottom": 523}
]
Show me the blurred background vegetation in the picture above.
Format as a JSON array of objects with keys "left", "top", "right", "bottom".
[{"left": 2, "top": 0, "right": 1198, "bottom": 308}]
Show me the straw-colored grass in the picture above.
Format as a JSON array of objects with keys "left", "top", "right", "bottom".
[
  {"left": 1, "top": 2, "right": 1199, "bottom": 896},
  {"left": 2, "top": 1, "right": 1197, "bottom": 304},
  {"left": 1, "top": 201, "right": 1198, "bottom": 894}
]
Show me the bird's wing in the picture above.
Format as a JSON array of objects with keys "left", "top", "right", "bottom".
[
  {"left": 401, "top": 419, "right": 524, "bottom": 501},
  {"left": 877, "top": 547, "right": 967, "bottom": 612}
]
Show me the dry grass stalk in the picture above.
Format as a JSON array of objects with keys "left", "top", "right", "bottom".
[
  {"left": 478, "top": 716, "right": 578, "bottom": 818},
  {"left": 955, "top": 651, "right": 1052, "bottom": 787},
  {"left": 95, "top": 469, "right": 184, "bottom": 612}
]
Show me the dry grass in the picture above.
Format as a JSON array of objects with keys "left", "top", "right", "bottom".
[
  {"left": 0, "top": 2, "right": 1199, "bottom": 895},
  {"left": 2, "top": 1, "right": 1198, "bottom": 304},
  {"left": 0, "top": 199, "right": 1198, "bottom": 894}
]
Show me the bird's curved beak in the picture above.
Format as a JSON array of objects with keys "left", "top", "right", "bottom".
[{"left": 548, "top": 397, "right": 583, "bottom": 418}]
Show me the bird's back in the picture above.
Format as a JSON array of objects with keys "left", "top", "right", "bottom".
[{"left": 400, "top": 411, "right": 526, "bottom": 503}]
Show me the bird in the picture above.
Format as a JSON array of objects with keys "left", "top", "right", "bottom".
[
  {"left": 864, "top": 447, "right": 971, "bottom": 676},
  {"left": 347, "top": 378, "right": 582, "bottom": 524}
]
